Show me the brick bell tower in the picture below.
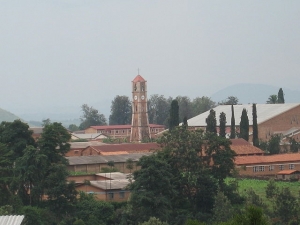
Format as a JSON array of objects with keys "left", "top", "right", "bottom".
[{"left": 130, "top": 74, "right": 151, "bottom": 142}]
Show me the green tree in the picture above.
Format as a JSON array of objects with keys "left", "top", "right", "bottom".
[
  {"left": 239, "top": 109, "right": 249, "bottom": 141},
  {"left": 268, "top": 135, "right": 281, "bottom": 154},
  {"left": 148, "top": 95, "right": 171, "bottom": 126},
  {"left": 266, "top": 95, "right": 278, "bottom": 104},
  {"left": 68, "top": 124, "right": 79, "bottom": 132},
  {"left": 37, "top": 123, "right": 77, "bottom": 216},
  {"left": 230, "top": 105, "right": 236, "bottom": 139},
  {"left": 15, "top": 146, "right": 48, "bottom": 205},
  {"left": 219, "top": 96, "right": 239, "bottom": 105},
  {"left": 277, "top": 88, "right": 285, "bottom": 104},
  {"left": 158, "top": 127, "right": 235, "bottom": 221},
  {"left": 0, "top": 143, "right": 14, "bottom": 206},
  {"left": 79, "top": 104, "right": 107, "bottom": 130},
  {"left": 176, "top": 96, "right": 192, "bottom": 122},
  {"left": 192, "top": 96, "right": 215, "bottom": 116},
  {"left": 252, "top": 104, "right": 259, "bottom": 147},
  {"left": 42, "top": 118, "right": 51, "bottom": 126},
  {"left": 219, "top": 112, "right": 226, "bottom": 138},
  {"left": 109, "top": 95, "right": 132, "bottom": 125},
  {"left": 290, "top": 138, "right": 299, "bottom": 153},
  {"left": 169, "top": 100, "right": 179, "bottom": 131},
  {"left": 265, "top": 179, "right": 278, "bottom": 199},
  {"left": 129, "top": 155, "right": 175, "bottom": 223},
  {"left": 224, "top": 205, "right": 268, "bottom": 225},
  {"left": 0, "top": 120, "right": 36, "bottom": 159},
  {"left": 211, "top": 191, "right": 234, "bottom": 223},
  {"left": 274, "top": 187, "right": 297, "bottom": 224},
  {"left": 75, "top": 192, "right": 114, "bottom": 224},
  {"left": 206, "top": 109, "right": 217, "bottom": 134},
  {"left": 140, "top": 217, "right": 169, "bottom": 225}
]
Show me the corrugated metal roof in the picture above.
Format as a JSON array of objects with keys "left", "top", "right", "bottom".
[
  {"left": 187, "top": 103, "right": 300, "bottom": 127},
  {"left": 66, "top": 153, "right": 152, "bottom": 165},
  {"left": 90, "top": 179, "right": 130, "bottom": 190},
  {"left": 0, "top": 215, "right": 24, "bottom": 225},
  {"left": 70, "top": 141, "right": 107, "bottom": 149}
]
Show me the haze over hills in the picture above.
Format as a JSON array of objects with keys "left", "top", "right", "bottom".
[
  {"left": 0, "top": 108, "right": 23, "bottom": 123},
  {"left": 3, "top": 83, "right": 300, "bottom": 127},
  {"left": 210, "top": 83, "right": 300, "bottom": 105}
]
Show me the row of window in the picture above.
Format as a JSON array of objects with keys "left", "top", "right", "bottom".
[
  {"left": 108, "top": 191, "right": 125, "bottom": 200},
  {"left": 97, "top": 129, "right": 162, "bottom": 134},
  {"left": 253, "top": 164, "right": 295, "bottom": 172}
]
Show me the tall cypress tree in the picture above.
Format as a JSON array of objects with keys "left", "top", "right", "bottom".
[
  {"left": 169, "top": 100, "right": 179, "bottom": 131},
  {"left": 219, "top": 112, "right": 226, "bottom": 138},
  {"left": 240, "top": 108, "right": 249, "bottom": 141},
  {"left": 230, "top": 105, "right": 236, "bottom": 139},
  {"left": 182, "top": 116, "right": 188, "bottom": 129},
  {"left": 206, "top": 109, "right": 217, "bottom": 134},
  {"left": 278, "top": 88, "right": 285, "bottom": 103},
  {"left": 252, "top": 103, "right": 259, "bottom": 147}
]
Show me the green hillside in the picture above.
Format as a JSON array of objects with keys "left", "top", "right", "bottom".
[{"left": 0, "top": 108, "right": 23, "bottom": 123}]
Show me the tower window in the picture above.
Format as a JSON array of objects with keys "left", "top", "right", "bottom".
[
  {"left": 134, "top": 84, "right": 137, "bottom": 91},
  {"left": 141, "top": 84, "right": 144, "bottom": 91},
  {"left": 136, "top": 106, "right": 137, "bottom": 111}
]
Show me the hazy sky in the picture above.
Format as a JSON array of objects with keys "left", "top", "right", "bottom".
[{"left": 0, "top": 1, "right": 299, "bottom": 120}]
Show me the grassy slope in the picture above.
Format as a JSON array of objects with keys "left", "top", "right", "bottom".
[{"left": 228, "top": 178, "right": 300, "bottom": 206}]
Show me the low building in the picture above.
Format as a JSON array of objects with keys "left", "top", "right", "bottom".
[
  {"left": 66, "top": 141, "right": 108, "bottom": 157},
  {"left": 185, "top": 103, "right": 300, "bottom": 142},
  {"left": 276, "top": 170, "right": 300, "bottom": 180},
  {"left": 71, "top": 133, "right": 108, "bottom": 141},
  {"left": 84, "top": 124, "right": 165, "bottom": 139},
  {"left": 235, "top": 153, "right": 300, "bottom": 176},
  {"left": 81, "top": 142, "right": 159, "bottom": 156},
  {"left": 67, "top": 153, "right": 152, "bottom": 174},
  {"left": 69, "top": 172, "right": 131, "bottom": 202}
]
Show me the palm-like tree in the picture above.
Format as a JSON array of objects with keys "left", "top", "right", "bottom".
[{"left": 266, "top": 95, "right": 278, "bottom": 104}]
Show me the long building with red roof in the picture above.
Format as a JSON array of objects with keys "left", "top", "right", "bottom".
[{"left": 84, "top": 124, "right": 165, "bottom": 140}]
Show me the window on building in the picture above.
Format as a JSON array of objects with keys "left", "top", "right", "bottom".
[
  {"left": 269, "top": 165, "right": 274, "bottom": 171},
  {"left": 122, "top": 130, "right": 125, "bottom": 133},
  {"left": 289, "top": 164, "right": 295, "bottom": 170},
  {"left": 74, "top": 150, "right": 79, "bottom": 154},
  {"left": 279, "top": 165, "right": 284, "bottom": 170},
  {"left": 253, "top": 166, "right": 259, "bottom": 172},
  {"left": 116, "top": 130, "right": 118, "bottom": 134},
  {"left": 108, "top": 192, "right": 114, "bottom": 200},
  {"left": 119, "top": 191, "right": 125, "bottom": 199},
  {"left": 259, "top": 166, "right": 265, "bottom": 172}
]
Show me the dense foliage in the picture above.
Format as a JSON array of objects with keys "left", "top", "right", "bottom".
[
  {"left": 219, "top": 112, "right": 226, "bottom": 138},
  {"left": 169, "top": 100, "right": 179, "bottom": 131},
  {"left": 109, "top": 95, "right": 132, "bottom": 125},
  {"left": 230, "top": 105, "right": 236, "bottom": 139},
  {"left": 129, "top": 127, "right": 236, "bottom": 224},
  {"left": 252, "top": 104, "right": 259, "bottom": 147},
  {"left": 79, "top": 104, "right": 107, "bottom": 130},
  {"left": 239, "top": 108, "right": 249, "bottom": 141}
]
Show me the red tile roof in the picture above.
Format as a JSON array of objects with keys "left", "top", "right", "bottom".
[
  {"left": 133, "top": 75, "right": 146, "bottom": 82},
  {"left": 88, "top": 143, "right": 160, "bottom": 155},
  {"left": 277, "top": 170, "right": 299, "bottom": 175},
  {"left": 230, "top": 139, "right": 264, "bottom": 156},
  {"left": 235, "top": 153, "right": 300, "bottom": 165},
  {"left": 230, "top": 139, "right": 250, "bottom": 145}
]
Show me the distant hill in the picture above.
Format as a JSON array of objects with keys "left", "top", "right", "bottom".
[
  {"left": 0, "top": 108, "right": 23, "bottom": 123},
  {"left": 210, "top": 83, "right": 300, "bottom": 104}
]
